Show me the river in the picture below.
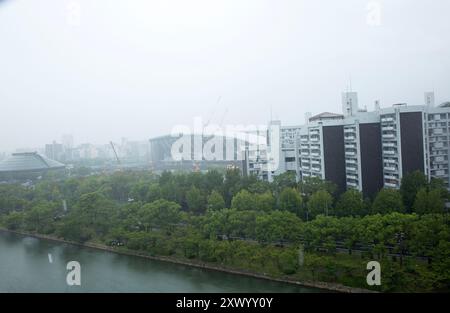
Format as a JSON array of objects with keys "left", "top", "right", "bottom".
[{"left": 0, "top": 232, "right": 320, "bottom": 293}]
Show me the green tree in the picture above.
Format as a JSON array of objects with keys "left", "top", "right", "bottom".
[
  {"left": 413, "top": 188, "right": 445, "bottom": 214},
  {"left": 255, "top": 191, "right": 276, "bottom": 212},
  {"left": 186, "top": 186, "right": 206, "bottom": 214},
  {"left": 247, "top": 181, "right": 272, "bottom": 194},
  {"left": 3, "top": 211, "right": 25, "bottom": 230},
  {"left": 335, "top": 189, "right": 365, "bottom": 217},
  {"left": 231, "top": 190, "right": 256, "bottom": 211},
  {"left": 273, "top": 172, "right": 297, "bottom": 192},
  {"left": 73, "top": 192, "right": 115, "bottom": 236},
  {"left": 129, "top": 182, "right": 149, "bottom": 202},
  {"left": 307, "top": 190, "right": 333, "bottom": 219},
  {"left": 400, "top": 171, "right": 427, "bottom": 212},
  {"left": 138, "top": 199, "right": 181, "bottom": 232},
  {"left": 298, "top": 176, "right": 337, "bottom": 200},
  {"left": 222, "top": 169, "right": 244, "bottom": 206},
  {"left": 277, "top": 249, "right": 299, "bottom": 275},
  {"left": 25, "top": 203, "right": 55, "bottom": 233},
  {"left": 372, "top": 188, "right": 404, "bottom": 214},
  {"left": 279, "top": 188, "right": 302, "bottom": 216},
  {"left": 207, "top": 190, "right": 226, "bottom": 211},
  {"left": 146, "top": 183, "right": 161, "bottom": 202},
  {"left": 204, "top": 170, "right": 224, "bottom": 193}
]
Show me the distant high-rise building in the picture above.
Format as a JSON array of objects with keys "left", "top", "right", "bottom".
[
  {"left": 45, "top": 141, "right": 64, "bottom": 162},
  {"left": 425, "top": 92, "right": 435, "bottom": 107},
  {"left": 342, "top": 92, "right": 359, "bottom": 116}
]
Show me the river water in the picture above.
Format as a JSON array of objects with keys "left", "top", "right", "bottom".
[{"left": 0, "top": 232, "right": 320, "bottom": 293}]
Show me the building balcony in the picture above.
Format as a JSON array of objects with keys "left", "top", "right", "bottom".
[
  {"left": 382, "top": 134, "right": 396, "bottom": 139},
  {"left": 381, "top": 117, "right": 395, "bottom": 123},
  {"left": 384, "top": 166, "right": 398, "bottom": 172},
  {"left": 385, "top": 182, "right": 398, "bottom": 188},
  {"left": 347, "top": 181, "right": 358, "bottom": 188},
  {"left": 382, "top": 126, "right": 395, "bottom": 131},
  {"left": 432, "top": 170, "right": 448, "bottom": 176}
]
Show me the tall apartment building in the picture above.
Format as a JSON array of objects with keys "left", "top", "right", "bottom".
[
  {"left": 45, "top": 141, "right": 64, "bottom": 162},
  {"left": 427, "top": 103, "right": 450, "bottom": 189},
  {"left": 244, "top": 92, "right": 450, "bottom": 196}
]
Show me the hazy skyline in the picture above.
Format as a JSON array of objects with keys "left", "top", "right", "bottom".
[{"left": 1, "top": 0, "right": 449, "bottom": 151}]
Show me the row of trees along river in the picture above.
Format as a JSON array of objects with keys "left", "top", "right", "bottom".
[{"left": 0, "top": 169, "right": 449, "bottom": 292}]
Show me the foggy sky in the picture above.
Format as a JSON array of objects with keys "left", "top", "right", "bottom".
[{"left": 1, "top": 0, "right": 449, "bottom": 151}]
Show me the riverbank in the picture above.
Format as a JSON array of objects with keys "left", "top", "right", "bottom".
[{"left": 0, "top": 228, "right": 375, "bottom": 293}]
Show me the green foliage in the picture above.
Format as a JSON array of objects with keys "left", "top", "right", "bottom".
[
  {"left": 255, "top": 191, "right": 276, "bottom": 212},
  {"left": 273, "top": 172, "right": 297, "bottom": 192},
  {"left": 400, "top": 171, "right": 428, "bottom": 212},
  {"left": 307, "top": 190, "right": 333, "bottom": 219},
  {"left": 372, "top": 188, "right": 404, "bottom": 214},
  {"left": 335, "top": 189, "right": 365, "bottom": 217},
  {"left": 298, "top": 176, "right": 337, "bottom": 199},
  {"left": 231, "top": 190, "right": 255, "bottom": 211},
  {"left": 138, "top": 199, "right": 181, "bottom": 233},
  {"left": 207, "top": 190, "right": 226, "bottom": 211},
  {"left": 3, "top": 211, "right": 25, "bottom": 230},
  {"left": 279, "top": 188, "right": 302, "bottom": 216},
  {"left": 277, "top": 249, "right": 299, "bottom": 275},
  {"left": 0, "top": 169, "right": 449, "bottom": 292},
  {"left": 24, "top": 202, "right": 56, "bottom": 233},
  {"left": 413, "top": 188, "right": 445, "bottom": 214},
  {"left": 186, "top": 186, "right": 206, "bottom": 214}
]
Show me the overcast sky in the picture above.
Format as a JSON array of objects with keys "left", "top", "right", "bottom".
[{"left": 0, "top": 0, "right": 449, "bottom": 151}]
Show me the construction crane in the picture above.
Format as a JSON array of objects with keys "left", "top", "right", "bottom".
[{"left": 110, "top": 141, "right": 121, "bottom": 166}]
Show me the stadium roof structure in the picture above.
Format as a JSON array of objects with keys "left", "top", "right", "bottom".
[{"left": 0, "top": 152, "right": 65, "bottom": 173}]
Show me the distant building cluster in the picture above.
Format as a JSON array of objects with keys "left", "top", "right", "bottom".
[
  {"left": 43, "top": 136, "right": 150, "bottom": 164},
  {"left": 244, "top": 92, "right": 450, "bottom": 196}
]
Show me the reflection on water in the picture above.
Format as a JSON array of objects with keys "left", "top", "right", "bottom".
[{"left": 0, "top": 232, "right": 321, "bottom": 293}]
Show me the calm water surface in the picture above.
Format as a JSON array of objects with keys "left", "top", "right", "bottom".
[{"left": 0, "top": 232, "right": 321, "bottom": 293}]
